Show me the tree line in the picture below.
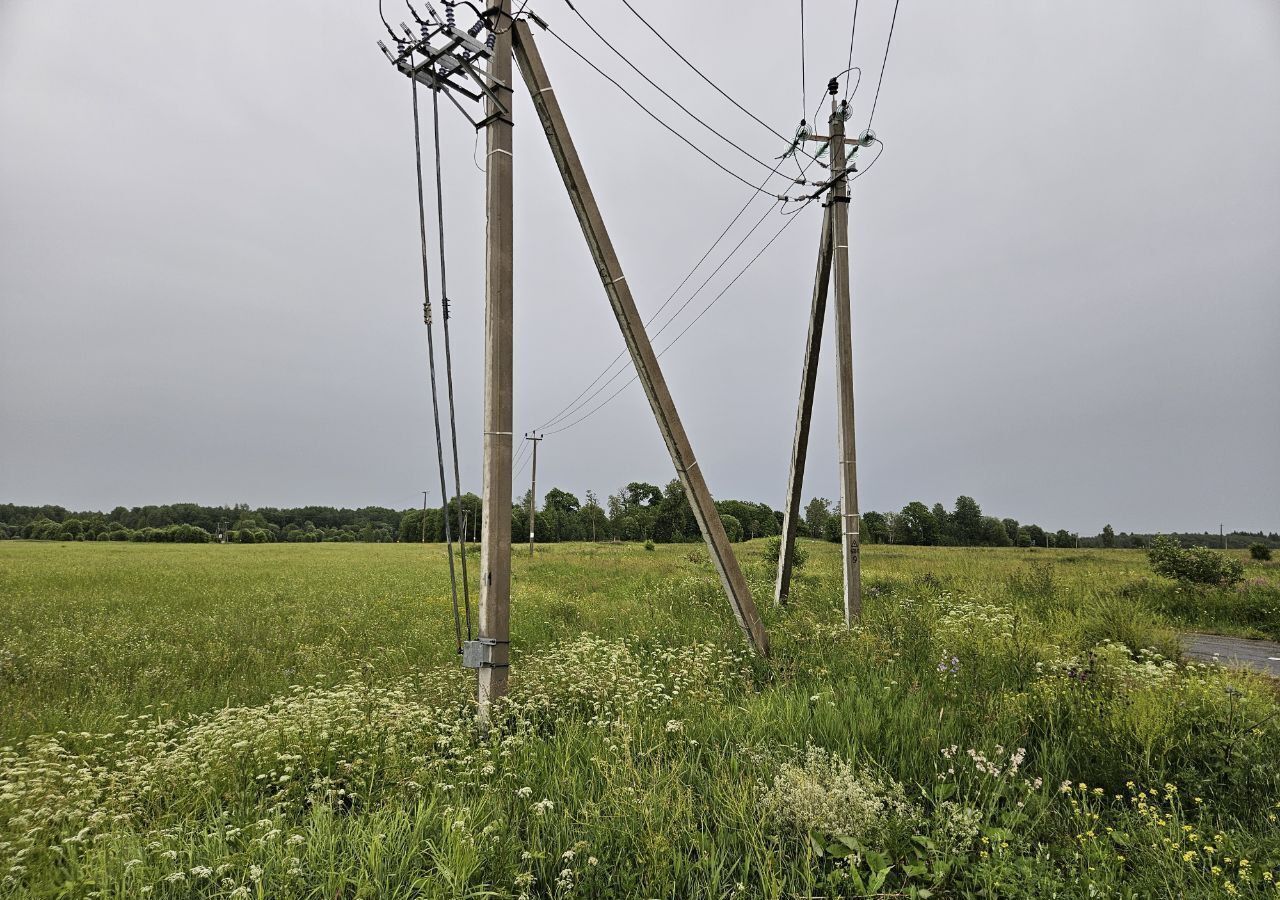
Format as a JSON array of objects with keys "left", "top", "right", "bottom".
[{"left": 2, "top": 495, "right": 1275, "bottom": 548}]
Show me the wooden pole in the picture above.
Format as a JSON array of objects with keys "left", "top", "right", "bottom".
[
  {"left": 421, "top": 490, "right": 429, "bottom": 543},
  {"left": 512, "top": 20, "right": 770, "bottom": 656},
  {"left": 828, "top": 93, "right": 862, "bottom": 625},
  {"left": 477, "top": 0, "right": 514, "bottom": 713},
  {"left": 775, "top": 204, "right": 834, "bottom": 606},
  {"left": 526, "top": 432, "right": 542, "bottom": 556}
]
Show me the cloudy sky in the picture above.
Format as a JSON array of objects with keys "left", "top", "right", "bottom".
[{"left": 1, "top": 0, "right": 1277, "bottom": 534}]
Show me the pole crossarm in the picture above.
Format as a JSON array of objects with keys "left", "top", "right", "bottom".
[
  {"left": 775, "top": 203, "right": 834, "bottom": 606},
  {"left": 512, "top": 19, "right": 770, "bottom": 656}
]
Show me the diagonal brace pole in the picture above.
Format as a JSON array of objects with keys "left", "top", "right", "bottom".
[
  {"left": 775, "top": 204, "right": 834, "bottom": 606},
  {"left": 511, "top": 19, "right": 769, "bottom": 656}
]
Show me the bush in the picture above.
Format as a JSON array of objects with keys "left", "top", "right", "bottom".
[
  {"left": 643, "top": 539, "right": 655, "bottom": 552},
  {"left": 1250, "top": 542, "right": 1273, "bottom": 562},
  {"left": 1147, "top": 535, "right": 1243, "bottom": 586},
  {"left": 762, "top": 535, "right": 808, "bottom": 571}
]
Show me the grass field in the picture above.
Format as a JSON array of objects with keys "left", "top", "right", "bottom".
[{"left": 2, "top": 540, "right": 1279, "bottom": 898}]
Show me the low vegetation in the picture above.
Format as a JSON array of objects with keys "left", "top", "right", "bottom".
[{"left": 1, "top": 540, "right": 1278, "bottom": 898}]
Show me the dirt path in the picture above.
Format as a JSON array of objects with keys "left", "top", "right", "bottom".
[{"left": 1182, "top": 632, "right": 1280, "bottom": 677}]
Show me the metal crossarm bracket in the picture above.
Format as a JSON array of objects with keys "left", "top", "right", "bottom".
[
  {"left": 380, "top": 17, "right": 510, "bottom": 129},
  {"left": 461, "top": 638, "right": 510, "bottom": 669}
]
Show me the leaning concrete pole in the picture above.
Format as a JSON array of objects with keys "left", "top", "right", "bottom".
[
  {"left": 828, "top": 95, "right": 863, "bottom": 625},
  {"left": 512, "top": 20, "right": 770, "bottom": 656},
  {"left": 477, "top": 0, "right": 514, "bottom": 712},
  {"left": 774, "top": 204, "right": 834, "bottom": 606}
]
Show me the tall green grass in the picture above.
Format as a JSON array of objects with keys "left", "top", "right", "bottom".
[{"left": 1, "top": 541, "right": 1277, "bottom": 898}]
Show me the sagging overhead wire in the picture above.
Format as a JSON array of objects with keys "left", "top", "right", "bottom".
[
  {"left": 564, "top": 1, "right": 796, "bottom": 179},
  {"left": 542, "top": 194, "right": 819, "bottom": 437},
  {"left": 531, "top": 136, "right": 886, "bottom": 440},
  {"left": 613, "top": 0, "right": 825, "bottom": 167},
  {"left": 539, "top": 21, "right": 802, "bottom": 201},
  {"left": 528, "top": 93, "right": 849, "bottom": 437},
  {"left": 799, "top": 0, "right": 808, "bottom": 125},
  {"left": 843, "top": 0, "right": 861, "bottom": 101},
  {"left": 867, "top": 0, "right": 901, "bottom": 129},
  {"left": 534, "top": 151, "right": 790, "bottom": 433},
  {"left": 538, "top": 196, "right": 783, "bottom": 433}
]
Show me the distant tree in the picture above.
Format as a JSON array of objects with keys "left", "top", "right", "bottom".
[
  {"left": 582, "top": 490, "right": 606, "bottom": 541},
  {"left": 1002, "top": 519, "right": 1020, "bottom": 547},
  {"left": 1102, "top": 524, "right": 1116, "bottom": 549},
  {"left": 1055, "top": 529, "right": 1073, "bottom": 549},
  {"left": 658, "top": 479, "right": 698, "bottom": 542},
  {"left": 624, "top": 482, "right": 663, "bottom": 508},
  {"left": 543, "top": 488, "right": 580, "bottom": 515},
  {"left": 929, "top": 503, "right": 948, "bottom": 539},
  {"left": 1025, "top": 524, "right": 1046, "bottom": 548},
  {"left": 861, "top": 510, "right": 890, "bottom": 544},
  {"left": 1015, "top": 526, "right": 1033, "bottom": 547},
  {"left": 952, "top": 496, "right": 983, "bottom": 545},
  {"left": 804, "top": 497, "right": 831, "bottom": 538},
  {"left": 981, "top": 516, "right": 1011, "bottom": 547},
  {"left": 824, "top": 503, "right": 842, "bottom": 543},
  {"left": 720, "top": 514, "right": 744, "bottom": 542},
  {"left": 899, "top": 501, "right": 939, "bottom": 546}
]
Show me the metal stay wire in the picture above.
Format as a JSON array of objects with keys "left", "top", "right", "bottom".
[{"left": 410, "top": 72, "right": 465, "bottom": 653}]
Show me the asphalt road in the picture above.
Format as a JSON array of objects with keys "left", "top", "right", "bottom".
[{"left": 1182, "top": 632, "right": 1280, "bottom": 677}]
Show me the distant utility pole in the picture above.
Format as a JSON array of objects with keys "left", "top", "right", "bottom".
[
  {"left": 525, "top": 431, "right": 542, "bottom": 556},
  {"left": 1221, "top": 523, "right": 1226, "bottom": 550},
  {"left": 421, "top": 490, "right": 429, "bottom": 543}
]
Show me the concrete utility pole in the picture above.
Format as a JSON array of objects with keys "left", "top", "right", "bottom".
[
  {"left": 476, "top": 0, "right": 514, "bottom": 714},
  {"left": 775, "top": 203, "right": 834, "bottom": 606},
  {"left": 512, "top": 19, "right": 769, "bottom": 655},
  {"left": 421, "top": 490, "right": 429, "bottom": 543},
  {"left": 525, "top": 432, "right": 543, "bottom": 556},
  {"left": 1221, "top": 524, "right": 1226, "bottom": 550},
  {"left": 828, "top": 87, "right": 863, "bottom": 625}
]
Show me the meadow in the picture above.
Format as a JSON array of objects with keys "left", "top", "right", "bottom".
[{"left": 1, "top": 540, "right": 1279, "bottom": 898}]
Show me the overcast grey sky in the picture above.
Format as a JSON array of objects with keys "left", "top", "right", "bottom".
[{"left": 1, "top": 0, "right": 1277, "bottom": 534}]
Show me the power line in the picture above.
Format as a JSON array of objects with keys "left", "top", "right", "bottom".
[
  {"left": 531, "top": 95, "right": 835, "bottom": 435},
  {"left": 537, "top": 137, "right": 887, "bottom": 438},
  {"left": 648, "top": 199, "right": 781, "bottom": 343},
  {"left": 867, "top": 0, "right": 901, "bottom": 129},
  {"left": 533, "top": 153, "right": 791, "bottom": 432},
  {"left": 799, "top": 0, "right": 808, "bottom": 122},
  {"left": 565, "top": 2, "right": 784, "bottom": 177},
  {"left": 538, "top": 196, "right": 781, "bottom": 431},
  {"left": 540, "top": 21, "right": 791, "bottom": 199},
  {"left": 544, "top": 196, "right": 818, "bottom": 436},
  {"left": 843, "top": 0, "right": 861, "bottom": 101},
  {"left": 613, "top": 0, "right": 819, "bottom": 160}
]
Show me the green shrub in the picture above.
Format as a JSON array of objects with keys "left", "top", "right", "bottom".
[
  {"left": 1250, "top": 542, "right": 1273, "bottom": 561},
  {"left": 643, "top": 539, "right": 655, "bottom": 552},
  {"left": 762, "top": 535, "right": 808, "bottom": 571},
  {"left": 1147, "top": 535, "right": 1243, "bottom": 586}
]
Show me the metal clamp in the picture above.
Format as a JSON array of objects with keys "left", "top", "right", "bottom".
[{"left": 461, "top": 638, "right": 510, "bottom": 669}]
